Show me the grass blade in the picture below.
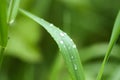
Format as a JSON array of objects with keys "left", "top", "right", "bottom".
[
  {"left": 0, "top": 47, "right": 5, "bottom": 68},
  {"left": 19, "top": 9, "right": 85, "bottom": 80},
  {"left": 0, "top": 0, "right": 8, "bottom": 69},
  {"left": 0, "top": 0, "right": 8, "bottom": 47},
  {"left": 96, "top": 11, "right": 120, "bottom": 80},
  {"left": 7, "top": 0, "right": 20, "bottom": 24},
  {"left": 49, "top": 54, "right": 64, "bottom": 80}
]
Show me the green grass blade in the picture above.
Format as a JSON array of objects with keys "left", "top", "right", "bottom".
[
  {"left": 19, "top": 9, "right": 85, "bottom": 80},
  {"left": 0, "top": 0, "right": 8, "bottom": 47},
  {"left": 49, "top": 54, "right": 64, "bottom": 80},
  {"left": 96, "top": 11, "right": 120, "bottom": 80},
  {"left": 0, "top": 0, "right": 8, "bottom": 69},
  {"left": 7, "top": 0, "right": 20, "bottom": 24},
  {"left": 0, "top": 47, "right": 5, "bottom": 68}
]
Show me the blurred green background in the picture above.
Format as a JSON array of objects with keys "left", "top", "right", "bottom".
[{"left": 0, "top": 0, "right": 120, "bottom": 80}]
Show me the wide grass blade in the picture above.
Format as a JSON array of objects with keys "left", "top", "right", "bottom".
[
  {"left": 19, "top": 9, "right": 85, "bottom": 80},
  {"left": 96, "top": 11, "right": 120, "bottom": 80},
  {"left": 7, "top": 0, "right": 20, "bottom": 24}
]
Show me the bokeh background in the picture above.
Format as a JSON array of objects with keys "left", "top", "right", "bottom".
[{"left": 0, "top": 0, "right": 120, "bottom": 80}]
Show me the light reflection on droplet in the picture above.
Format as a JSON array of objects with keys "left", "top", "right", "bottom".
[
  {"left": 50, "top": 24, "right": 53, "bottom": 26},
  {"left": 73, "top": 45, "right": 76, "bottom": 48},
  {"left": 60, "top": 40, "right": 64, "bottom": 44},
  {"left": 64, "top": 33, "right": 67, "bottom": 35},
  {"left": 60, "top": 32, "right": 65, "bottom": 37},
  {"left": 9, "top": 19, "right": 14, "bottom": 24},
  {"left": 71, "top": 56, "right": 74, "bottom": 59},
  {"left": 70, "top": 39, "right": 73, "bottom": 42},
  {"left": 74, "top": 64, "right": 77, "bottom": 70}
]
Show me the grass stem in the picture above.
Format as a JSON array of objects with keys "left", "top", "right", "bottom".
[{"left": 0, "top": 47, "right": 5, "bottom": 69}]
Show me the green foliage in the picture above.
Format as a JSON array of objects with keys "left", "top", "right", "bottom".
[
  {"left": 19, "top": 9, "right": 85, "bottom": 80},
  {"left": 0, "top": 0, "right": 120, "bottom": 80},
  {"left": 7, "top": 0, "right": 20, "bottom": 24},
  {"left": 0, "top": 0, "right": 8, "bottom": 47},
  {"left": 96, "top": 11, "right": 120, "bottom": 80},
  {"left": 0, "top": 0, "right": 8, "bottom": 68},
  {"left": 6, "top": 17, "right": 42, "bottom": 63}
]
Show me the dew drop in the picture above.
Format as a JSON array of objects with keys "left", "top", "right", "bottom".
[
  {"left": 60, "top": 32, "right": 65, "bottom": 37},
  {"left": 60, "top": 40, "right": 64, "bottom": 44},
  {"left": 73, "top": 45, "right": 76, "bottom": 48},
  {"left": 70, "top": 39, "right": 73, "bottom": 42},
  {"left": 71, "top": 56, "right": 74, "bottom": 59},
  {"left": 64, "top": 33, "right": 67, "bottom": 35},
  {"left": 50, "top": 24, "right": 53, "bottom": 26},
  {"left": 9, "top": 19, "right": 14, "bottom": 24},
  {"left": 74, "top": 64, "right": 77, "bottom": 70}
]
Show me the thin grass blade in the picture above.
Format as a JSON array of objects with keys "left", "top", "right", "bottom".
[
  {"left": 19, "top": 9, "right": 85, "bottom": 80},
  {"left": 0, "top": 48, "right": 5, "bottom": 68},
  {"left": 7, "top": 0, "right": 20, "bottom": 24},
  {"left": 49, "top": 54, "right": 64, "bottom": 80},
  {"left": 0, "top": 0, "right": 8, "bottom": 47},
  {"left": 0, "top": 0, "right": 8, "bottom": 68},
  {"left": 96, "top": 11, "right": 120, "bottom": 80}
]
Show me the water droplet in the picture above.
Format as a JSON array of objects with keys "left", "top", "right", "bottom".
[
  {"left": 64, "top": 33, "right": 67, "bottom": 35},
  {"left": 50, "top": 24, "right": 53, "bottom": 26},
  {"left": 71, "top": 56, "right": 74, "bottom": 59},
  {"left": 60, "top": 40, "right": 64, "bottom": 44},
  {"left": 9, "top": 19, "right": 14, "bottom": 24},
  {"left": 60, "top": 32, "right": 65, "bottom": 37},
  {"left": 73, "top": 45, "right": 76, "bottom": 48},
  {"left": 74, "top": 64, "right": 77, "bottom": 70},
  {"left": 70, "top": 39, "right": 73, "bottom": 42}
]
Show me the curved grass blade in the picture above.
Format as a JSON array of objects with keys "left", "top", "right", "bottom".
[
  {"left": 96, "top": 11, "right": 120, "bottom": 80},
  {"left": 7, "top": 0, "right": 20, "bottom": 24},
  {"left": 19, "top": 9, "right": 85, "bottom": 80}
]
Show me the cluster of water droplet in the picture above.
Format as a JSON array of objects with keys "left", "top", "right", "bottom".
[{"left": 49, "top": 23, "right": 78, "bottom": 71}]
